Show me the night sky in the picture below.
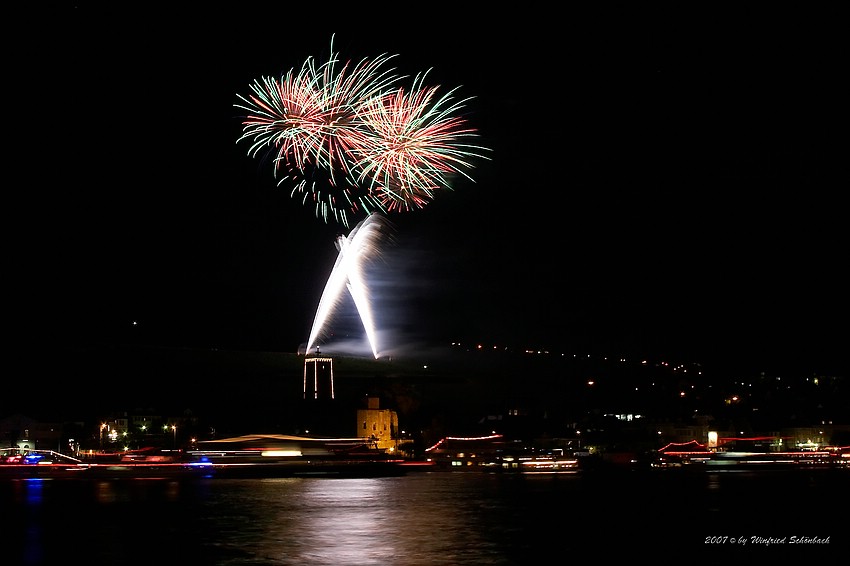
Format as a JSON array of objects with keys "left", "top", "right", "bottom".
[{"left": 9, "top": 6, "right": 848, "bottom": 414}]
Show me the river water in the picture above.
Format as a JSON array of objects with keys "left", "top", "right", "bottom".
[{"left": 3, "top": 468, "right": 845, "bottom": 565}]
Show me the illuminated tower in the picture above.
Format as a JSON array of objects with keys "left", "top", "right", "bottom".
[{"left": 303, "top": 356, "right": 334, "bottom": 400}]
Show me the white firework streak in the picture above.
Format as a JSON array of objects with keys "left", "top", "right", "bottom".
[{"left": 305, "top": 213, "right": 385, "bottom": 358}]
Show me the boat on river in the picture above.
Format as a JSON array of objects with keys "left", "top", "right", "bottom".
[
  {"left": 0, "top": 447, "right": 209, "bottom": 479},
  {"left": 185, "top": 433, "right": 409, "bottom": 478},
  {"left": 1, "top": 434, "right": 412, "bottom": 479}
]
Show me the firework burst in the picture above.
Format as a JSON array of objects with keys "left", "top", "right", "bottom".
[
  {"left": 235, "top": 36, "right": 400, "bottom": 226},
  {"left": 235, "top": 36, "right": 490, "bottom": 226},
  {"left": 349, "top": 70, "right": 490, "bottom": 212}
]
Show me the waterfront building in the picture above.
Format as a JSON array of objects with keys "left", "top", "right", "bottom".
[{"left": 356, "top": 396, "right": 407, "bottom": 455}]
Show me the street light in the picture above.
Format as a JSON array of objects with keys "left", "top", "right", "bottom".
[{"left": 171, "top": 425, "right": 177, "bottom": 449}]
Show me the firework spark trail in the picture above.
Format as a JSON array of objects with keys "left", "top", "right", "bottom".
[
  {"left": 235, "top": 36, "right": 490, "bottom": 227},
  {"left": 304, "top": 236, "right": 352, "bottom": 356},
  {"left": 343, "top": 237, "right": 379, "bottom": 359},
  {"left": 305, "top": 213, "right": 389, "bottom": 358}
]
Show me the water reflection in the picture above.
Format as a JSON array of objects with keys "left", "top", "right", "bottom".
[
  {"left": 186, "top": 477, "right": 516, "bottom": 565},
  {"left": 2, "top": 470, "right": 845, "bottom": 565},
  {"left": 289, "top": 477, "right": 509, "bottom": 565},
  {"left": 24, "top": 478, "right": 45, "bottom": 504},
  {"left": 22, "top": 480, "right": 46, "bottom": 566}
]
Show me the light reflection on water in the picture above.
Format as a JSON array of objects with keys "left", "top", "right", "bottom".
[
  {"left": 189, "top": 476, "right": 521, "bottom": 565},
  {"left": 3, "top": 470, "right": 846, "bottom": 566}
]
